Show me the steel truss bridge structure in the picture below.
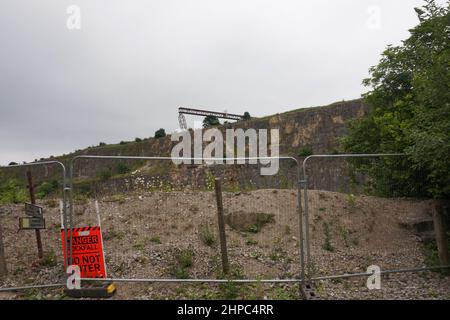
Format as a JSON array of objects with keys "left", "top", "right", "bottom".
[{"left": 178, "top": 107, "right": 245, "bottom": 130}]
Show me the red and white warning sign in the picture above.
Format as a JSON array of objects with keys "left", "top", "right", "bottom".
[{"left": 61, "top": 226, "right": 107, "bottom": 278}]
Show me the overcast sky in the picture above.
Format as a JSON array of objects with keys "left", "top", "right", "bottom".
[{"left": 0, "top": 0, "right": 430, "bottom": 165}]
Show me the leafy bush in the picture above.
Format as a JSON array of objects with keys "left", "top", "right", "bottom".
[
  {"left": 0, "top": 179, "right": 28, "bottom": 204},
  {"left": 116, "top": 162, "right": 131, "bottom": 175},
  {"left": 202, "top": 115, "right": 220, "bottom": 128},
  {"left": 170, "top": 248, "right": 194, "bottom": 279},
  {"left": 154, "top": 128, "right": 166, "bottom": 138},
  {"left": 36, "top": 180, "right": 59, "bottom": 198},
  {"left": 172, "top": 266, "right": 189, "bottom": 279},
  {"left": 177, "top": 249, "right": 194, "bottom": 269},
  {"left": 298, "top": 146, "right": 313, "bottom": 157},
  {"left": 341, "top": 1, "right": 450, "bottom": 199},
  {"left": 96, "top": 168, "right": 112, "bottom": 181},
  {"left": 99, "top": 142, "right": 106, "bottom": 146},
  {"left": 135, "top": 137, "right": 142, "bottom": 142}
]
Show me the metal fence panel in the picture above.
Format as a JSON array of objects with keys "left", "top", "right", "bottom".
[
  {"left": 68, "top": 156, "right": 304, "bottom": 284},
  {"left": 0, "top": 162, "right": 68, "bottom": 291},
  {"left": 301, "top": 154, "right": 440, "bottom": 280}
]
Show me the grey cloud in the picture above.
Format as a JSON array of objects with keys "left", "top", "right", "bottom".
[{"left": 0, "top": 0, "right": 425, "bottom": 165}]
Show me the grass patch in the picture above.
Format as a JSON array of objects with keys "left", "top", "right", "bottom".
[
  {"left": 170, "top": 248, "right": 195, "bottom": 279},
  {"left": 41, "top": 250, "right": 58, "bottom": 267},
  {"left": 103, "top": 194, "right": 126, "bottom": 204},
  {"left": 423, "top": 239, "right": 450, "bottom": 275},
  {"left": 96, "top": 168, "right": 112, "bottom": 182},
  {"left": 150, "top": 235, "right": 161, "bottom": 244},
  {"left": 133, "top": 241, "right": 146, "bottom": 251},
  {"left": 298, "top": 146, "right": 313, "bottom": 157},
  {"left": 198, "top": 224, "right": 216, "bottom": 247},
  {"left": 322, "top": 222, "right": 334, "bottom": 252}
]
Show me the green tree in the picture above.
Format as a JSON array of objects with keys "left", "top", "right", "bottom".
[
  {"left": 243, "top": 112, "right": 251, "bottom": 120},
  {"left": 154, "top": 128, "right": 166, "bottom": 138},
  {"left": 341, "top": 0, "right": 450, "bottom": 199},
  {"left": 202, "top": 115, "right": 220, "bottom": 128},
  {"left": 36, "top": 180, "right": 59, "bottom": 198},
  {"left": 0, "top": 178, "right": 28, "bottom": 204},
  {"left": 116, "top": 162, "right": 131, "bottom": 175}
]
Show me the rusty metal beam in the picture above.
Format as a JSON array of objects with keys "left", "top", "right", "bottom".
[{"left": 178, "top": 107, "right": 244, "bottom": 121}]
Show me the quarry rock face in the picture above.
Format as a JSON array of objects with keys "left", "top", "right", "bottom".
[
  {"left": 4, "top": 99, "right": 370, "bottom": 194},
  {"left": 72, "top": 99, "right": 368, "bottom": 176}
]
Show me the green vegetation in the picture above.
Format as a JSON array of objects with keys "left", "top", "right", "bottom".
[
  {"left": 202, "top": 115, "right": 220, "bottom": 128},
  {"left": 341, "top": 1, "right": 450, "bottom": 201},
  {"left": 154, "top": 128, "right": 166, "bottom": 138},
  {"left": 41, "top": 249, "right": 58, "bottom": 267},
  {"left": 322, "top": 222, "right": 334, "bottom": 252},
  {"left": 0, "top": 178, "right": 28, "bottom": 204},
  {"left": 116, "top": 162, "right": 131, "bottom": 175},
  {"left": 246, "top": 213, "right": 275, "bottom": 233},
  {"left": 198, "top": 224, "right": 216, "bottom": 247},
  {"left": 98, "top": 142, "right": 106, "bottom": 146},
  {"left": 134, "top": 137, "right": 142, "bottom": 142},
  {"left": 269, "top": 238, "right": 286, "bottom": 262},
  {"left": 150, "top": 235, "right": 162, "bottom": 244},
  {"left": 73, "top": 179, "right": 93, "bottom": 197},
  {"left": 205, "top": 170, "right": 215, "bottom": 191},
  {"left": 245, "top": 237, "right": 258, "bottom": 246},
  {"left": 346, "top": 193, "right": 356, "bottom": 207},
  {"left": 298, "top": 146, "right": 313, "bottom": 157},
  {"left": 132, "top": 241, "right": 146, "bottom": 251},
  {"left": 243, "top": 111, "right": 251, "bottom": 120},
  {"left": 217, "top": 264, "right": 244, "bottom": 299},
  {"left": 423, "top": 237, "right": 450, "bottom": 275},
  {"left": 36, "top": 180, "right": 59, "bottom": 198},
  {"left": 170, "top": 248, "right": 194, "bottom": 279},
  {"left": 0, "top": 178, "right": 59, "bottom": 201},
  {"left": 103, "top": 194, "right": 126, "bottom": 204},
  {"left": 96, "top": 168, "right": 112, "bottom": 181},
  {"left": 177, "top": 249, "right": 194, "bottom": 269},
  {"left": 103, "top": 228, "right": 125, "bottom": 241}
]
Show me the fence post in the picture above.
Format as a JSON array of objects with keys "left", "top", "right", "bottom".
[
  {"left": 432, "top": 202, "right": 449, "bottom": 266},
  {"left": 0, "top": 219, "right": 7, "bottom": 278},
  {"left": 214, "top": 178, "right": 229, "bottom": 275},
  {"left": 26, "top": 170, "right": 44, "bottom": 259}
]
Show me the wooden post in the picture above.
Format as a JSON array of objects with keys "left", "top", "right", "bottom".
[
  {"left": 214, "top": 178, "right": 229, "bottom": 275},
  {"left": 0, "top": 220, "right": 7, "bottom": 278},
  {"left": 432, "top": 202, "right": 449, "bottom": 266},
  {"left": 26, "top": 171, "right": 43, "bottom": 259}
]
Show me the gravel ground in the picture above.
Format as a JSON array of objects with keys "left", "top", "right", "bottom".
[{"left": 0, "top": 190, "right": 449, "bottom": 300}]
